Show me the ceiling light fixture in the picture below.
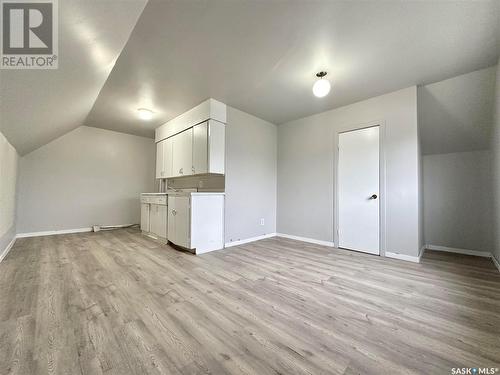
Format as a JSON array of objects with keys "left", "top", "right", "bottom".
[
  {"left": 137, "top": 108, "right": 154, "bottom": 121},
  {"left": 312, "top": 71, "right": 331, "bottom": 98}
]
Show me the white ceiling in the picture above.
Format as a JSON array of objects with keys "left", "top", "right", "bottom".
[
  {"left": 0, "top": 0, "right": 147, "bottom": 155},
  {"left": 1, "top": 0, "right": 499, "bottom": 155},
  {"left": 419, "top": 66, "right": 496, "bottom": 155},
  {"left": 85, "top": 0, "right": 499, "bottom": 138}
]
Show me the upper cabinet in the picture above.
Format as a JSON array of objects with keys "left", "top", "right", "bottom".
[
  {"left": 156, "top": 137, "right": 173, "bottom": 179},
  {"left": 192, "top": 122, "right": 208, "bottom": 174},
  {"left": 155, "top": 99, "right": 226, "bottom": 180},
  {"left": 172, "top": 128, "right": 193, "bottom": 177},
  {"left": 155, "top": 99, "right": 226, "bottom": 142},
  {"left": 156, "top": 121, "right": 225, "bottom": 179},
  {"left": 193, "top": 121, "right": 225, "bottom": 175}
]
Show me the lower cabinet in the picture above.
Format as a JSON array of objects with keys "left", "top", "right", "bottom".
[
  {"left": 141, "top": 193, "right": 224, "bottom": 254},
  {"left": 150, "top": 204, "right": 168, "bottom": 239},
  {"left": 141, "top": 194, "right": 168, "bottom": 240},
  {"left": 140, "top": 203, "right": 150, "bottom": 232},
  {"left": 168, "top": 195, "right": 191, "bottom": 249},
  {"left": 168, "top": 193, "right": 225, "bottom": 254}
]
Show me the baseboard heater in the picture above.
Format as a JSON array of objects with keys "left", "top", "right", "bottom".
[{"left": 92, "top": 224, "right": 138, "bottom": 232}]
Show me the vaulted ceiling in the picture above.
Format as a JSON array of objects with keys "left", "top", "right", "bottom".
[
  {"left": 1, "top": 0, "right": 499, "bottom": 155},
  {"left": 0, "top": 0, "right": 147, "bottom": 155}
]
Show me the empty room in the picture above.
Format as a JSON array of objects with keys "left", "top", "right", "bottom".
[{"left": 1, "top": 1, "right": 499, "bottom": 374}]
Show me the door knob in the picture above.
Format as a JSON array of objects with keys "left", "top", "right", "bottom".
[{"left": 369, "top": 194, "right": 378, "bottom": 200}]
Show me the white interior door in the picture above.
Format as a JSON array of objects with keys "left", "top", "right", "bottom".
[{"left": 338, "top": 126, "right": 380, "bottom": 255}]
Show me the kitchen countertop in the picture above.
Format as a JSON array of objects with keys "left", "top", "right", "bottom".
[{"left": 141, "top": 191, "right": 225, "bottom": 196}]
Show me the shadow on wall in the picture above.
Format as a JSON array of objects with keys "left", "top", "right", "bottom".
[{"left": 418, "top": 66, "right": 496, "bottom": 155}]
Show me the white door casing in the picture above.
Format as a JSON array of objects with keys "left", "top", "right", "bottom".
[{"left": 338, "top": 126, "right": 380, "bottom": 255}]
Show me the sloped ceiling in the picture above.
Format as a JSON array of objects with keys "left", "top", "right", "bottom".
[
  {"left": 85, "top": 0, "right": 499, "bottom": 139},
  {"left": 1, "top": 0, "right": 499, "bottom": 155},
  {"left": 419, "top": 67, "right": 497, "bottom": 155},
  {"left": 0, "top": 0, "right": 147, "bottom": 155}
]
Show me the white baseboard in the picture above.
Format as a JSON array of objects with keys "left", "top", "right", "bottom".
[
  {"left": 426, "top": 244, "right": 491, "bottom": 258},
  {"left": 385, "top": 251, "right": 421, "bottom": 263},
  {"left": 16, "top": 227, "right": 93, "bottom": 238},
  {"left": 275, "top": 233, "right": 335, "bottom": 247},
  {"left": 0, "top": 236, "right": 17, "bottom": 263},
  {"left": 16, "top": 224, "right": 136, "bottom": 238},
  {"left": 225, "top": 233, "right": 277, "bottom": 248},
  {"left": 492, "top": 255, "right": 500, "bottom": 272}
]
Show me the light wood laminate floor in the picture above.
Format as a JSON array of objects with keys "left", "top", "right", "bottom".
[{"left": 0, "top": 229, "right": 499, "bottom": 375}]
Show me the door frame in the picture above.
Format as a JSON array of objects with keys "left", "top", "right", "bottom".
[{"left": 333, "top": 120, "right": 387, "bottom": 257}]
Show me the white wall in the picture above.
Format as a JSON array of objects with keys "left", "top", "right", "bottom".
[
  {"left": 0, "top": 131, "right": 19, "bottom": 257},
  {"left": 492, "top": 61, "right": 500, "bottom": 264},
  {"left": 423, "top": 151, "right": 492, "bottom": 252},
  {"left": 418, "top": 66, "right": 496, "bottom": 155},
  {"left": 17, "top": 126, "right": 155, "bottom": 234},
  {"left": 225, "top": 107, "right": 277, "bottom": 244},
  {"left": 277, "top": 86, "right": 420, "bottom": 257}
]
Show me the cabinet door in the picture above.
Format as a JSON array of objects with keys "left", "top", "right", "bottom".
[
  {"left": 208, "top": 120, "right": 225, "bottom": 174},
  {"left": 167, "top": 196, "right": 176, "bottom": 244},
  {"left": 192, "top": 122, "right": 208, "bottom": 175},
  {"left": 149, "top": 204, "right": 158, "bottom": 234},
  {"left": 156, "top": 205, "right": 168, "bottom": 238},
  {"left": 150, "top": 204, "right": 167, "bottom": 239},
  {"left": 163, "top": 137, "right": 174, "bottom": 178},
  {"left": 140, "top": 203, "right": 150, "bottom": 232},
  {"left": 155, "top": 141, "right": 165, "bottom": 179},
  {"left": 174, "top": 196, "right": 191, "bottom": 248},
  {"left": 172, "top": 129, "right": 193, "bottom": 177},
  {"left": 167, "top": 196, "right": 191, "bottom": 248}
]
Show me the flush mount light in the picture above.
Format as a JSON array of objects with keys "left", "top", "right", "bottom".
[
  {"left": 137, "top": 108, "right": 154, "bottom": 120},
  {"left": 312, "top": 71, "right": 331, "bottom": 98}
]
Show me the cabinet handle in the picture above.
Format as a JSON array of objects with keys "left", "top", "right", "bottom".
[
  {"left": 192, "top": 166, "right": 195, "bottom": 173},
  {"left": 179, "top": 168, "right": 183, "bottom": 175},
  {"left": 172, "top": 209, "right": 177, "bottom": 216}
]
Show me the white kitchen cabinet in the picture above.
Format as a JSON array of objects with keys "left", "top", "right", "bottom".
[
  {"left": 141, "top": 194, "right": 168, "bottom": 240},
  {"left": 192, "top": 122, "right": 208, "bottom": 175},
  {"left": 168, "top": 195, "right": 191, "bottom": 249},
  {"left": 156, "top": 138, "right": 173, "bottom": 179},
  {"left": 150, "top": 204, "right": 167, "bottom": 239},
  {"left": 192, "top": 120, "right": 225, "bottom": 175},
  {"left": 167, "top": 193, "right": 224, "bottom": 254},
  {"left": 156, "top": 120, "right": 225, "bottom": 179},
  {"left": 172, "top": 128, "right": 193, "bottom": 177},
  {"left": 140, "top": 203, "right": 150, "bottom": 232}
]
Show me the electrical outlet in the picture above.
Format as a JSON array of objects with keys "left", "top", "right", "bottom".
[{"left": 260, "top": 218, "right": 265, "bottom": 226}]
